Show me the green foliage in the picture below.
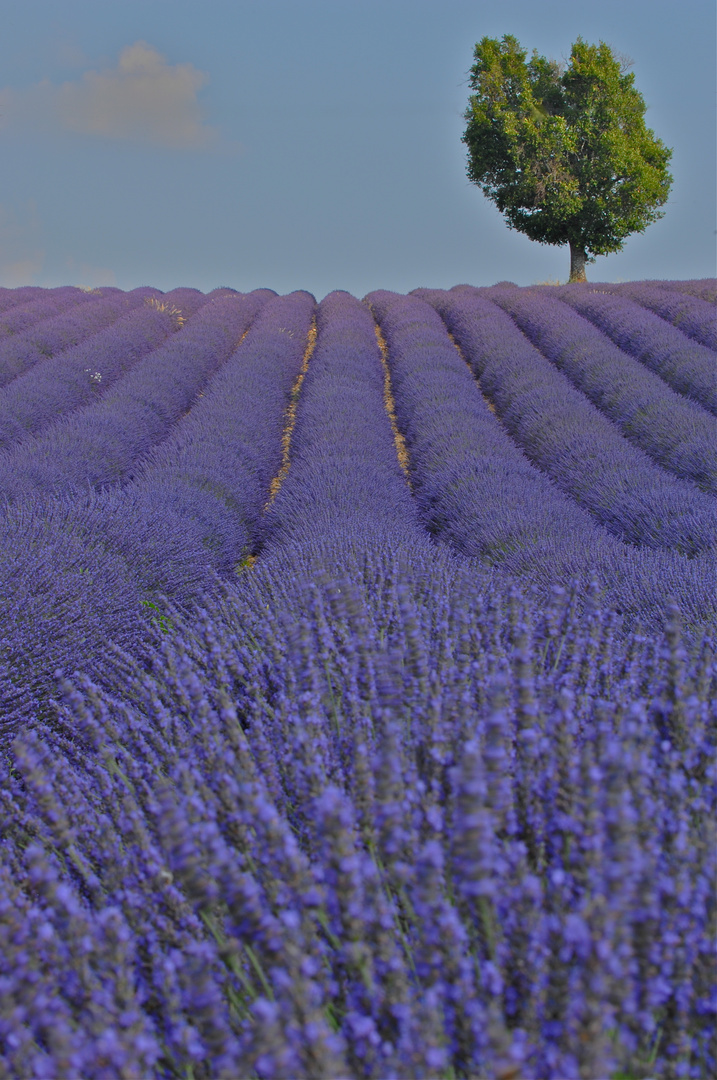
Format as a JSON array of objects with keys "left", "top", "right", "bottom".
[
  {"left": 462, "top": 35, "right": 673, "bottom": 274},
  {"left": 140, "top": 598, "right": 173, "bottom": 635}
]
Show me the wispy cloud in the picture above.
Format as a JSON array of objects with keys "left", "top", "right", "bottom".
[
  {"left": 0, "top": 41, "right": 219, "bottom": 149},
  {"left": 65, "top": 256, "right": 117, "bottom": 288},
  {"left": 0, "top": 202, "right": 44, "bottom": 286}
]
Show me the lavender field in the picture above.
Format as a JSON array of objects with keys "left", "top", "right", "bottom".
[{"left": 0, "top": 279, "right": 715, "bottom": 1079}]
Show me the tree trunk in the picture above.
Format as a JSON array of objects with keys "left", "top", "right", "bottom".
[{"left": 569, "top": 242, "right": 588, "bottom": 283}]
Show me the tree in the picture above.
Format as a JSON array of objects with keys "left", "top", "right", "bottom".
[{"left": 462, "top": 35, "right": 673, "bottom": 281}]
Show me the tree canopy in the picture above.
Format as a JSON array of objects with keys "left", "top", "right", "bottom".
[{"left": 462, "top": 35, "right": 673, "bottom": 281}]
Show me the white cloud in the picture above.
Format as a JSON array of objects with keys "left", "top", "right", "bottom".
[
  {"left": 0, "top": 41, "right": 218, "bottom": 149},
  {"left": 0, "top": 202, "right": 44, "bottom": 286}
]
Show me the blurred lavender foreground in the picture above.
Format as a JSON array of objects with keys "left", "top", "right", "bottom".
[{"left": 0, "top": 282, "right": 715, "bottom": 1079}]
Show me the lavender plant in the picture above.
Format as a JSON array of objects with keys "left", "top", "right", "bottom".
[
  {"left": 259, "top": 289, "right": 419, "bottom": 552},
  {"left": 0, "top": 550, "right": 713, "bottom": 1079},
  {"left": 653, "top": 279, "right": 716, "bottom": 304},
  {"left": 113, "top": 289, "right": 314, "bottom": 576},
  {"left": 0, "top": 291, "right": 308, "bottom": 719}
]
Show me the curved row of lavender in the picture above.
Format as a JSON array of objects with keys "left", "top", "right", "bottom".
[
  {"left": 0, "top": 290, "right": 319, "bottom": 726},
  {"left": 119, "top": 289, "right": 313, "bottom": 582},
  {"left": 416, "top": 286, "right": 717, "bottom": 557},
  {"left": 1, "top": 558, "right": 713, "bottom": 1079},
  {"left": 644, "top": 278, "right": 717, "bottom": 304},
  {"left": 486, "top": 285, "right": 717, "bottom": 492},
  {"left": 0, "top": 288, "right": 207, "bottom": 448},
  {"left": 597, "top": 281, "right": 717, "bottom": 351},
  {"left": 0, "top": 286, "right": 95, "bottom": 335},
  {"left": 0, "top": 284, "right": 68, "bottom": 315},
  {"left": 552, "top": 284, "right": 717, "bottom": 415},
  {"left": 0, "top": 292, "right": 260, "bottom": 503},
  {"left": 0, "top": 286, "right": 150, "bottom": 389},
  {"left": 366, "top": 289, "right": 716, "bottom": 636}
]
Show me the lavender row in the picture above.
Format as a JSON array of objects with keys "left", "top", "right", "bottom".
[
  {"left": 123, "top": 289, "right": 314, "bottom": 576},
  {"left": 0, "top": 292, "right": 263, "bottom": 504},
  {"left": 1, "top": 554, "right": 712, "bottom": 1079},
  {"left": 635, "top": 278, "right": 717, "bottom": 305},
  {"left": 605, "top": 282, "right": 717, "bottom": 352},
  {"left": 260, "top": 290, "right": 420, "bottom": 553},
  {"left": 0, "top": 288, "right": 203, "bottom": 450},
  {"left": 551, "top": 284, "right": 717, "bottom": 415},
  {"left": 0, "top": 492, "right": 149, "bottom": 726},
  {"left": 0, "top": 286, "right": 94, "bottom": 334},
  {"left": 0, "top": 284, "right": 52, "bottom": 314},
  {"left": 367, "top": 290, "right": 717, "bottom": 636},
  {"left": 0, "top": 287, "right": 155, "bottom": 389},
  {"left": 0, "top": 291, "right": 321, "bottom": 719},
  {"left": 488, "top": 285, "right": 717, "bottom": 492},
  {"left": 417, "top": 287, "right": 717, "bottom": 557}
]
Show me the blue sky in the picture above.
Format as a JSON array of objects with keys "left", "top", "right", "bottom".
[{"left": 0, "top": 0, "right": 714, "bottom": 297}]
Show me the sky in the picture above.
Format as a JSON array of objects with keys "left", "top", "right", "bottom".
[{"left": 0, "top": 0, "right": 714, "bottom": 298}]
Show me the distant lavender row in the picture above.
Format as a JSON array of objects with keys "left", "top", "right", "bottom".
[
  {"left": 602, "top": 282, "right": 717, "bottom": 351},
  {"left": 1, "top": 556, "right": 712, "bottom": 1079},
  {"left": 418, "top": 287, "right": 717, "bottom": 557},
  {"left": 260, "top": 290, "right": 420, "bottom": 553},
  {"left": 0, "top": 284, "right": 52, "bottom": 314},
  {"left": 489, "top": 285, "right": 717, "bottom": 492},
  {"left": 0, "top": 293, "right": 259, "bottom": 504},
  {"left": 552, "top": 284, "right": 717, "bottom": 415},
  {"left": 0, "top": 288, "right": 204, "bottom": 449},
  {"left": 635, "top": 278, "right": 717, "bottom": 305},
  {"left": 0, "top": 287, "right": 155, "bottom": 390},
  {"left": 0, "top": 287, "right": 97, "bottom": 337},
  {"left": 367, "top": 290, "right": 717, "bottom": 636}
]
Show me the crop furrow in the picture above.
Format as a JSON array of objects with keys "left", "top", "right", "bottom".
[
  {"left": 373, "top": 323, "right": 412, "bottom": 488},
  {"left": 259, "top": 291, "right": 421, "bottom": 553},
  {"left": 264, "top": 312, "right": 318, "bottom": 508}
]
